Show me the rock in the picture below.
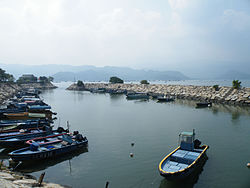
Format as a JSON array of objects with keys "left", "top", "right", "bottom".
[{"left": 0, "top": 172, "right": 15, "bottom": 181}]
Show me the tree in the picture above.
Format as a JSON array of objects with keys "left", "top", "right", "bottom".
[
  {"left": 213, "top": 85, "right": 219, "bottom": 91},
  {"left": 109, "top": 76, "right": 124, "bottom": 84},
  {"left": 48, "top": 76, "right": 54, "bottom": 82},
  {"left": 140, "top": 80, "right": 149, "bottom": 84},
  {"left": 39, "top": 76, "right": 49, "bottom": 84},
  {"left": 0, "top": 68, "right": 15, "bottom": 82},
  {"left": 232, "top": 80, "right": 241, "bottom": 89},
  {"left": 77, "top": 80, "right": 84, "bottom": 87}
]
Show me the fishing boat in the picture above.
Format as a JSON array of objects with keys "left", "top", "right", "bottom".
[
  {"left": 9, "top": 133, "right": 88, "bottom": 161},
  {"left": 0, "top": 126, "right": 54, "bottom": 148},
  {"left": 3, "top": 111, "right": 54, "bottom": 120},
  {"left": 157, "top": 96, "right": 175, "bottom": 102},
  {"left": 158, "top": 130, "right": 209, "bottom": 180},
  {"left": 196, "top": 102, "right": 212, "bottom": 108},
  {"left": 126, "top": 92, "right": 149, "bottom": 100}
]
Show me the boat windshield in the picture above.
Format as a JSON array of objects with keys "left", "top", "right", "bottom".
[{"left": 179, "top": 131, "right": 195, "bottom": 144}]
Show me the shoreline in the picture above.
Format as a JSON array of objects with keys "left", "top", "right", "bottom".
[
  {"left": 0, "top": 82, "right": 57, "bottom": 105},
  {"left": 67, "top": 83, "right": 250, "bottom": 106}
]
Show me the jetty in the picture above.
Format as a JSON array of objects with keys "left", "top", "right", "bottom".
[{"left": 67, "top": 83, "right": 250, "bottom": 106}]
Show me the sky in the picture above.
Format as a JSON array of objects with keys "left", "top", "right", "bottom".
[{"left": 0, "top": 0, "right": 250, "bottom": 76}]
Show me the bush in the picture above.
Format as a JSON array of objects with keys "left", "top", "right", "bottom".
[
  {"left": 109, "top": 76, "right": 124, "bottom": 84},
  {"left": 213, "top": 84, "right": 219, "bottom": 91},
  {"left": 77, "top": 80, "right": 84, "bottom": 87},
  {"left": 140, "top": 80, "right": 149, "bottom": 84},
  {"left": 232, "top": 80, "right": 241, "bottom": 89}
]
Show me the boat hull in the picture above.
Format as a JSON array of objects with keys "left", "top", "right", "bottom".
[
  {"left": 159, "top": 145, "right": 209, "bottom": 180},
  {"left": 9, "top": 140, "right": 88, "bottom": 161}
]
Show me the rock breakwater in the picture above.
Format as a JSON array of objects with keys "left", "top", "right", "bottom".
[{"left": 69, "top": 83, "right": 250, "bottom": 106}]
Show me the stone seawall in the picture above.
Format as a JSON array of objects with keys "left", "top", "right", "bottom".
[{"left": 70, "top": 83, "right": 250, "bottom": 106}]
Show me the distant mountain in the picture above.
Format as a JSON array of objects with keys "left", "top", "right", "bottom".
[
  {"left": 0, "top": 63, "right": 189, "bottom": 81},
  {"left": 52, "top": 66, "right": 190, "bottom": 82},
  {"left": 0, "top": 63, "right": 96, "bottom": 78},
  {"left": 216, "top": 70, "right": 250, "bottom": 80}
]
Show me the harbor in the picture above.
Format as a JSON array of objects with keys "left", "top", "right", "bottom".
[
  {"left": 3, "top": 83, "right": 246, "bottom": 188},
  {"left": 0, "top": 84, "right": 87, "bottom": 187}
]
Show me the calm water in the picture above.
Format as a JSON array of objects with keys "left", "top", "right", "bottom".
[{"left": 4, "top": 83, "right": 250, "bottom": 188}]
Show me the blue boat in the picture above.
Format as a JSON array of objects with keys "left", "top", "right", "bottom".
[
  {"left": 8, "top": 134, "right": 88, "bottom": 161},
  {"left": 126, "top": 92, "right": 149, "bottom": 100},
  {"left": 158, "top": 130, "right": 209, "bottom": 180},
  {"left": 0, "top": 126, "right": 54, "bottom": 148}
]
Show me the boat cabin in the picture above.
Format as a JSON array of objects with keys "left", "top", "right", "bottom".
[{"left": 179, "top": 131, "right": 195, "bottom": 151}]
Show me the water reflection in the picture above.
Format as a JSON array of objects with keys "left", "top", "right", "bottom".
[
  {"left": 175, "top": 99, "right": 250, "bottom": 119},
  {"left": 159, "top": 155, "right": 208, "bottom": 188},
  {"left": 15, "top": 147, "right": 88, "bottom": 173}
]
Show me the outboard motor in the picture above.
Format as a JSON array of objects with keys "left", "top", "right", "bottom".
[
  {"left": 75, "top": 134, "right": 84, "bottom": 142},
  {"left": 194, "top": 139, "right": 201, "bottom": 149}
]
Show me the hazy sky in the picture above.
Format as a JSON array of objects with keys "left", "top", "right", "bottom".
[{"left": 0, "top": 0, "right": 250, "bottom": 74}]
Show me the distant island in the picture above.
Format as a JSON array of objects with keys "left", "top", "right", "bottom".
[{"left": 52, "top": 66, "right": 189, "bottom": 82}]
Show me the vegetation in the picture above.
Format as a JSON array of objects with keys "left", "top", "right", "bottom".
[
  {"left": 140, "top": 80, "right": 149, "bottom": 84},
  {"left": 17, "top": 74, "right": 37, "bottom": 83},
  {"left": 48, "top": 76, "right": 54, "bottom": 82},
  {"left": 232, "top": 80, "right": 241, "bottom": 89},
  {"left": 109, "top": 76, "right": 124, "bottom": 84},
  {"left": 0, "top": 68, "right": 15, "bottom": 82},
  {"left": 77, "top": 80, "right": 84, "bottom": 87},
  {"left": 39, "top": 76, "right": 50, "bottom": 84},
  {"left": 213, "top": 84, "right": 219, "bottom": 91}
]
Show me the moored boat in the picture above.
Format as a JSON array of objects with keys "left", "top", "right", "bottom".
[
  {"left": 0, "top": 126, "right": 54, "bottom": 148},
  {"left": 9, "top": 133, "right": 88, "bottom": 161},
  {"left": 158, "top": 130, "right": 208, "bottom": 180},
  {"left": 157, "top": 96, "right": 175, "bottom": 102},
  {"left": 196, "top": 102, "right": 212, "bottom": 108},
  {"left": 126, "top": 92, "right": 149, "bottom": 100}
]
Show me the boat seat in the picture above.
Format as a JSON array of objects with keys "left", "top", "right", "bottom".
[{"left": 171, "top": 150, "right": 200, "bottom": 165}]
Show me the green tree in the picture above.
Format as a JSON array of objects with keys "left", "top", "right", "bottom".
[
  {"left": 232, "top": 80, "right": 241, "bottom": 89},
  {"left": 140, "top": 80, "right": 149, "bottom": 84},
  {"left": 109, "top": 76, "right": 124, "bottom": 84},
  {"left": 39, "top": 76, "right": 49, "bottom": 83},
  {"left": 0, "top": 68, "right": 15, "bottom": 82},
  {"left": 213, "top": 84, "right": 219, "bottom": 91},
  {"left": 48, "top": 76, "right": 54, "bottom": 82},
  {"left": 77, "top": 80, "right": 84, "bottom": 87}
]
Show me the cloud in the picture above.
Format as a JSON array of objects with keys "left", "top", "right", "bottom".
[{"left": 222, "top": 9, "right": 250, "bottom": 31}]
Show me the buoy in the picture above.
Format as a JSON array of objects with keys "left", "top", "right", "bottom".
[
  {"left": 130, "top": 153, "right": 134, "bottom": 157},
  {"left": 131, "top": 142, "right": 135, "bottom": 146},
  {"left": 247, "top": 163, "right": 250, "bottom": 168}
]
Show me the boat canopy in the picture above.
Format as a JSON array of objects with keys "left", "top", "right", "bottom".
[{"left": 179, "top": 130, "right": 195, "bottom": 151}]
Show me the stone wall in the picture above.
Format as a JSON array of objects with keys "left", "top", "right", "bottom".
[{"left": 77, "top": 83, "right": 250, "bottom": 106}]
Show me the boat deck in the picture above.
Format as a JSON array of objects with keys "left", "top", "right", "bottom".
[{"left": 162, "top": 149, "right": 203, "bottom": 173}]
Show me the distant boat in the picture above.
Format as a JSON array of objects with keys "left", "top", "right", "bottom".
[
  {"left": 9, "top": 133, "right": 88, "bottom": 161},
  {"left": 158, "top": 130, "right": 209, "bottom": 180},
  {"left": 196, "top": 102, "right": 212, "bottom": 108},
  {"left": 157, "top": 96, "right": 175, "bottom": 102},
  {"left": 126, "top": 92, "right": 149, "bottom": 100}
]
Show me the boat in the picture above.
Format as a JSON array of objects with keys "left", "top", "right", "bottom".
[
  {"left": 3, "top": 111, "right": 54, "bottom": 120},
  {"left": 196, "top": 102, "right": 212, "bottom": 108},
  {"left": 9, "top": 133, "right": 88, "bottom": 161},
  {"left": 126, "top": 92, "right": 149, "bottom": 100},
  {"left": 0, "top": 126, "right": 54, "bottom": 148},
  {"left": 158, "top": 130, "right": 209, "bottom": 180},
  {"left": 157, "top": 96, "right": 175, "bottom": 102}
]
